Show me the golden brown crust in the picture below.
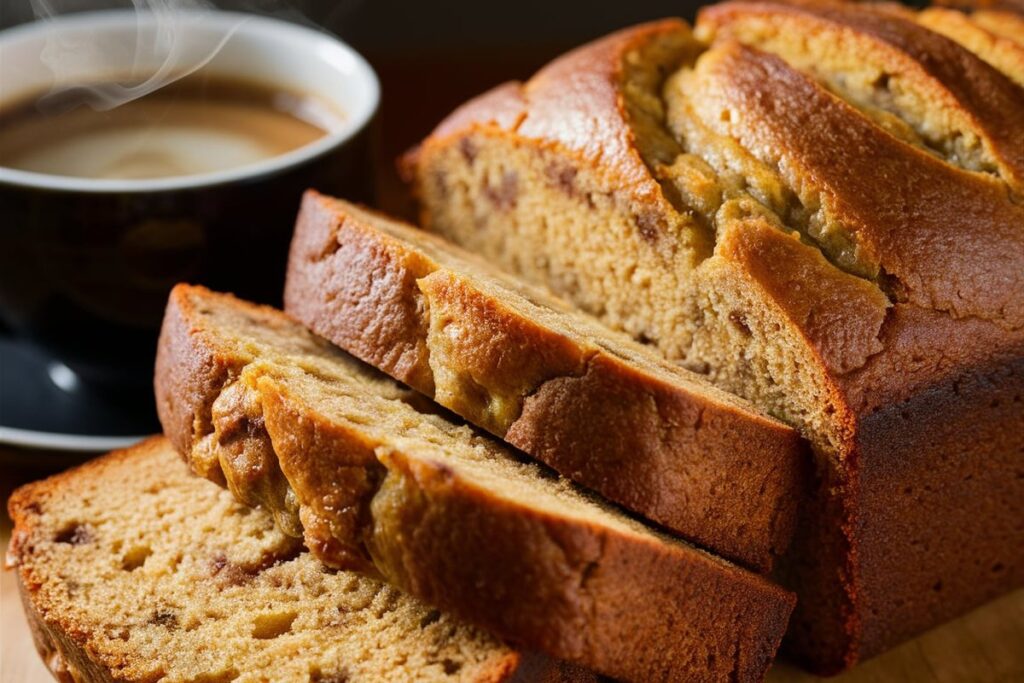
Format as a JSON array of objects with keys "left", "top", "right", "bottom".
[
  {"left": 850, "top": 355, "right": 1024, "bottom": 662},
  {"left": 154, "top": 288, "right": 229, "bottom": 478},
  {"left": 716, "top": 217, "right": 891, "bottom": 380},
  {"left": 155, "top": 285, "right": 307, "bottom": 538},
  {"left": 689, "top": 38, "right": 1024, "bottom": 409},
  {"left": 689, "top": 36, "right": 1024, "bottom": 333},
  {"left": 16, "top": 578, "right": 120, "bottom": 683},
  {"left": 279, "top": 197, "right": 438, "bottom": 396},
  {"left": 154, "top": 286, "right": 796, "bottom": 683},
  {"left": 285, "top": 191, "right": 805, "bottom": 572},
  {"left": 515, "top": 19, "right": 695, "bottom": 204},
  {"left": 156, "top": 284, "right": 380, "bottom": 571},
  {"left": 412, "top": 6, "right": 1024, "bottom": 405},
  {"left": 697, "top": 0, "right": 1024, "bottom": 191}
]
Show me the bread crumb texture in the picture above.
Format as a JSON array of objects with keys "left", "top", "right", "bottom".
[{"left": 7, "top": 438, "right": 517, "bottom": 683}]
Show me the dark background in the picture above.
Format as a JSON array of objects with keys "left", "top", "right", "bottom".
[
  {"left": 0, "top": 1, "right": 711, "bottom": 44},
  {"left": 0, "top": 0, "right": 718, "bottom": 213}
]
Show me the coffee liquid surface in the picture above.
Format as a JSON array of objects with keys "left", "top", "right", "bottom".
[{"left": 0, "top": 73, "right": 340, "bottom": 179}]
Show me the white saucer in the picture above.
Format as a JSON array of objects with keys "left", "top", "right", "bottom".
[{"left": 0, "top": 337, "right": 156, "bottom": 453}]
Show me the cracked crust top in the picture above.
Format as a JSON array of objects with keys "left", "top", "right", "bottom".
[{"left": 408, "top": 0, "right": 1024, "bottom": 418}]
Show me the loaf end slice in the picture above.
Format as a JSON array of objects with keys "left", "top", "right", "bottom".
[
  {"left": 155, "top": 285, "right": 796, "bottom": 683},
  {"left": 5, "top": 436, "right": 550, "bottom": 683},
  {"left": 283, "top": 190, "right": 806, "bottom": 572}
]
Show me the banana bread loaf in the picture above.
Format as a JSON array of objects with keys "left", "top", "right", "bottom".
[
  {"left": 283, "top": 190, "right": 804, "bottom": 572},
  {"left": 154, "top": 284, "right": 795, "bottom": 683},
  {"left": 6, "top": 437, "right": 572, "bottom": 683},
  {"left": 403, "top": 0, "right": 1024, "bottom": 673}
]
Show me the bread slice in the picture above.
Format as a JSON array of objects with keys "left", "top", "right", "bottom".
[
  {"left": 155, "top": 284, "right": 795, "bottom": 683},
  {"left": 6, "top": 437, "right": 585, "bottom": 683},
  {"left": 403, "top": 2, "right": 1024, "bottom": 673},
  {"left": 282, "top": 190, "right": 804, "bottom": 572}
]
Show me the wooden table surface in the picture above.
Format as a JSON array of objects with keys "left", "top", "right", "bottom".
[{"left": 1, "top": 446, "right": 1022, "bottom": 683}]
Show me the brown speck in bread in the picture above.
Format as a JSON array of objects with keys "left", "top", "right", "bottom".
[
  {"left": 728, "top": 311, "right": 752, "bottom": 337},
  {"left": 310, "top": 668, "right": 350, "bottom": 683},
  {"left": 460, "top": 137, "right": 478, "bottom": 164},
  {"left": 150, "top": 610, "right": 179, "bottom": 629},
  {"left": 483, "top": 170, "right": 519, "bottom": 210},
  {"left": 634, "top": 210, "right": 664, "bottom": 243},
  {"left": 546, "top": 162, "right": 580, "bottom": 198}
]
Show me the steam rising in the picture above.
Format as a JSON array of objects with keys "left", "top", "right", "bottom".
[{"left": 31, "top": 0, "right": 246, "bottom": 111}]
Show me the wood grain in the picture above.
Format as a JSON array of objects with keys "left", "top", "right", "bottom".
[
  {"left": 766, "top": 587, "right": 1024, "bottom": 682},
  {"left": 1, "top": 462, "right": 52, "bottom": 683},
  {"left": 1, "top": 451, "right": 1022, "bottom": 683}
]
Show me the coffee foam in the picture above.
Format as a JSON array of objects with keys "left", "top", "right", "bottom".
[{"left": 0, "top": 83, "right": 332, "bottom": 180}]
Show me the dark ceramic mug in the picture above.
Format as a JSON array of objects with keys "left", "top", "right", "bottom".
[{"left": 0, "top": 10, "right": 379, "bottom": 444}]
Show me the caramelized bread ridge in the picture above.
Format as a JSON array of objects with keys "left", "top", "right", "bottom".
[
  {"left": 156, "top": 284, "right": 399, "bottom": 573},
  {"left": 155, "top": 284, "right": 362, "bottom": 542},
  {"left": 696, "top": 0, "right": 1024, "bottom": 190},
  {"left": 407, "top": 3, "right": 1024, "bottom": 672},
  {"left": 155, "top": 289, "right": 302, "bottom": 535},
  {"left": 933, "top": 0, "right": 1024, "bottom": 15},
  {"left": 970, "top": 9, "right": 1024, "bottom": 40},
  {"left": 284, "top": 190, "right": 805, "bottom": 572},
  {"left": 5, "top": 437, "right": 533, "bottom": 683},
  {"left": 679, "top": 40, "right": 1024, "bottom": 330},
  {"left": 154, "top": 285, "right": 796, "bottom": 683},
  {"left": 919, "top": 8, "right": 1024, "bottom": 86}
]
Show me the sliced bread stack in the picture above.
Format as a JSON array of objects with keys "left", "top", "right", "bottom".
[
  {"left": 153, "top": 283, "right": 795, "bottom": 682},
  {"left": 10, "top": 264, "right": 798, "bottom": 681},
  {"left": 283, "top": 191, "right": 805, "bottom": 572}
]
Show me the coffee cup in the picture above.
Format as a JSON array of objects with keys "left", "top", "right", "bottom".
[{"left": 0, "top": 9, "right": 379, "bottom": 444}]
